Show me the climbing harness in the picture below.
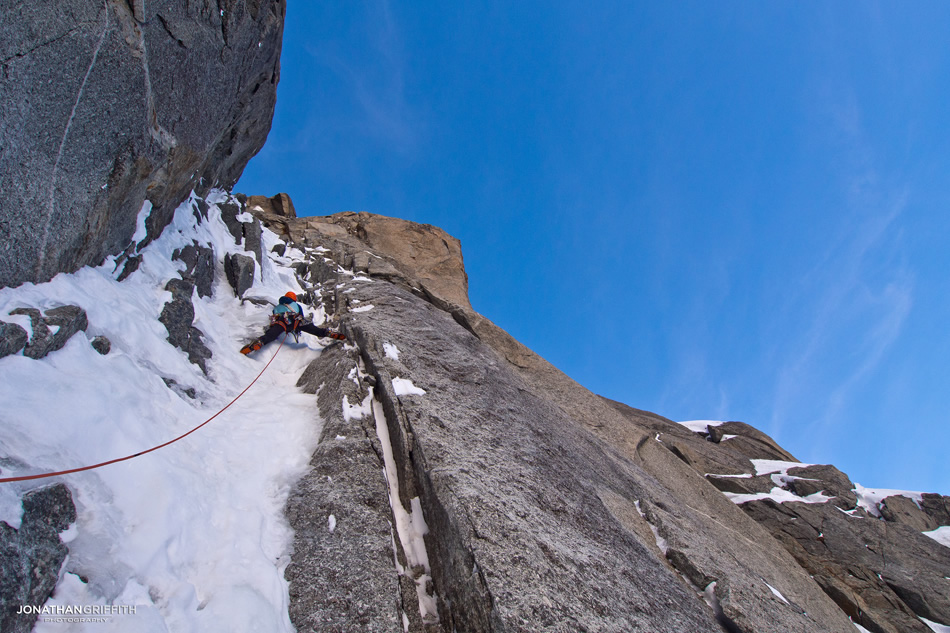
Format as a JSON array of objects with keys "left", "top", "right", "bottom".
[
  {"left": 271, "top": 305, "right": 303, "bottom": 342},
  {"left": 0, "top": 333, "right": 288, "bottom": 484}
]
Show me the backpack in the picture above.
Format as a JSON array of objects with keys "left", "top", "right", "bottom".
[{"left": 271, "top": 300, "right": 303, "bottom": 333}]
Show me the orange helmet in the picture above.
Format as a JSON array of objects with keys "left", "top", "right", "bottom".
[{"left": 284, "top": 291, "right": 297, "bottom": 301}]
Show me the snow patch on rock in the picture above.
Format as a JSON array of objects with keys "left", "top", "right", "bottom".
[
  {"left": 922, "top": 525, "right": 950, "bottom": 549},
  {"left": 392, "top": 377, "right": 426, "bottom": 396},
  {"left": 383, "top": 342, "right": 401, "bottom": 361}
]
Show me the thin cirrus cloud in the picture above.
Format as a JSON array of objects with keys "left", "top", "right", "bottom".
[
  {"left": 767, "top": 194, "right": 913, "bottom": 445},
  {"left": 300, "top": 3, "right": 420, "bottom": 156}
]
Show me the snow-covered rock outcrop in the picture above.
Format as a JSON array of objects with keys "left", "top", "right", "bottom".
[
  {"left": 0, "top": 193, "right": 324, "bottom": 632},
  {"left": 676, "top": 420, "right": 950, "bottom": 633}
]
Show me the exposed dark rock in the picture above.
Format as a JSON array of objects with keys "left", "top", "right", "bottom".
[
  {"left": 173, "top": 242, "right": 215, "bottom": 298},
  {"left": 885, "top": 574, "right": 948, "bottom": 625},
  {"left": 705, "top": 473, "right": 774, "bottom": 495},
  {"left": 811, "top": 566, "right": 924, "bottom": 633},
  {"left": 44, "top": 305, "right": 89, "bottom": 340},
  {"left": 162, "top": 377, "right": 197, "bottom": 400},
  {"left": 660, "top": 417, "right": 950, "bottom": 632},
  {"left": 598, "top": 399, "right": 757, "bottom": 478},
  {"left": 0, "top": 322, "right": 29, "bottom": 358},
  {"left": 9, "top": 308, "right": 49, "bottom": 359},
  {"left": 224, "top": 253, "right": 255, "bottom": 298},
  {"left": 158, "top": 278, "right": 211, "bottom": 373},
  {"left": 741, "top": 497, "right": 950, "bottom": 632},
  {"left": 91, "top": 335, "right": 111, "bottom": 355},
  {"left": 10, "top": 305, "right": 88, "bottom": 359},
  {"left": 247, "top": 193, "right": 297, "bottom": 219},
  {"left": 219, "top": 201, "right": 246, "bottom": 244},
  {"left": 243, "top": 218, "right": 264, "bottom": 265},
  {"left": 707, "top": 424, "right": 727, "bottom": 443},
  {"left": 116, "top": 255, "right": 142, "bottom": 282},
  {"left": 879, "top": 494, "right": 937, "bottom": 531},
  {"left": 920, "top": 493, "right": 950, "bottom": 525},
  {"left": 194, "top": 198, "right": 210, "bottom": 221},
  {"left": 709, "top": 421, "right": 798, "bottom": 462},
  {"left": 20, "top": 483, "right": 76, "bottom": 534},
  {"left": 0, "top": 484, "right": 77, "bottom": 633},
  {"left": 786, "top": 464, "right": 858, "bottom": 510},
  {"left": 242, "top": 296, "right": 273, "bottom": 308},
  {"left": 0, "top": 0, "right": 285, "bottom": 289}
]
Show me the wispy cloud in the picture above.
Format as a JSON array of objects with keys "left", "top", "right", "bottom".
[
  {"left": 319, "top": 0, "right": 418, "bottom": 153},
  {"left": 766, "top": 85, "right": 915, "bottom": 444},
  {"left": 820, "top": 275, "right": 913, "bottom": 423}
]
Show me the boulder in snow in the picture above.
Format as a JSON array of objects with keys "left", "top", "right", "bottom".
[
  {"left": 91, "top": 335, "right": 111, "bottom": 355},
  {"left": 224, "top": 253, "right": 256, "bottom": 299},
  {"left": 10, "top": 305, "right": 88, "bottom": 360}
]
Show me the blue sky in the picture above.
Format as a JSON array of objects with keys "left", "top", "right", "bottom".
[{"left": 237, "top": 2, "right": 950, "bottom": 495}]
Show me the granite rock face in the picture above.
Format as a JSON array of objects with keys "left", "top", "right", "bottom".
[
  {"left": 295, "top": 276, "right": 725, "bottom": 633},
  {"left": 0, "top": 0, "right": 285, "bottom": 289},
  {"left": 0, "top": 484, "right": 77, "bottom": 633},
  {"left": 244, "top": 201, "right": 889, "bottom": 632},
  {"left": 289, "top": 345, "right": 405, "bottom": 633},
  {"left": 0, "top": 322, "right": 29, "bottom": 358},
  {"left": 250, "top": 202, "right": 471, "bottom": 311}
]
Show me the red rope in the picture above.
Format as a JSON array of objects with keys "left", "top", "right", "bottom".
[{"left": 0, "top": 334, "right": 286, "bottom": 484}]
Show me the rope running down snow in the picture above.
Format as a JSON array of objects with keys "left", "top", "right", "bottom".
[{"left": 0, "top": 334, "right": 287, "bottom": 484}]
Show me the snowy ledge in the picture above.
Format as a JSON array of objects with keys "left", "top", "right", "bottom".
[
  {"left": 677, "top": 419, "right": 727, "bottom": 434},
  {"left": 922, "top": 526, "right": 950, "bottom": 549},
  {"left": 852, "top": 483, "right": 925, "bottom": 518},
  {"left": 724, "top": 487, "right": 833, "bottom": 506}
]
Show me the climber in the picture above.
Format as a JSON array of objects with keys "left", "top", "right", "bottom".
[{"left": 240, "top": 291, "right": 345, "bottom": 355}]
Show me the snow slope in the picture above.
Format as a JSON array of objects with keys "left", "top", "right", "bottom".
[{"left": 0, "top": 193, "right": 327, "bottom": 632}]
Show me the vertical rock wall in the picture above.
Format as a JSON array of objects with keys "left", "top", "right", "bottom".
[
  {"left": 252, "top": 204, "right": 865, "bottom": 632},
  {"left": 0, "top": 0, "right": 285, "bottom": 289}
]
